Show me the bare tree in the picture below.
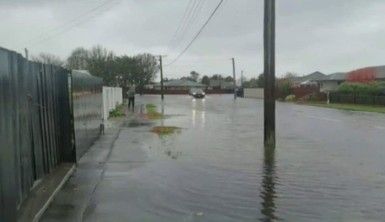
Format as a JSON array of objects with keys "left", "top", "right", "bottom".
[
  {"left": 32, "top": 53, "right": 64, "bottom": 67},
  {"left": 66, "top": 47, "right": 89, "bottom": 70}
]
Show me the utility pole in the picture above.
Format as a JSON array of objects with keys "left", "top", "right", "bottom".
[
  {"left": 159, "top": 55, "right": 164, "bottom": 100},
  {"left": 264, "top": 0, "right": 276, "bottom": 148},
  {"left": 241, "top": 70, "right": 244, "bottom": 87},
  {"left": 24, "top": 48, "right": 29, "bottom": 60},
  {"left": 232, "top": 58, "right": 236, "bottom": 100}
]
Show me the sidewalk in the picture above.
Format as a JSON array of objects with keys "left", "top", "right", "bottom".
[{"left": 40, "top": 112, "right": 137, "bottom": 222}]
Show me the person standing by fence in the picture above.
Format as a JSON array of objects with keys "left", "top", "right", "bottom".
[{"left": 127, "top": 85, "right": 136, "bottom": 111}]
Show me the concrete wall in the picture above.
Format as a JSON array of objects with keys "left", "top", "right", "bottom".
[
  {"left": 103, "top": 86, "right": 123, "bottom": 120},
  {"left": 244, "top": 88, "right": 264, "bottom": 99}
]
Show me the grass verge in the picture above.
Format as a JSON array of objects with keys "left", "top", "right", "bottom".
[
  {"left": 150, "top": 126, "right": 181, "bottom": 136},
  {"left": 145, "top": 104, "right": 164, "bottom": 119},
  {"left": 302, "top": 102, "right": 385, "bottom": 114}
]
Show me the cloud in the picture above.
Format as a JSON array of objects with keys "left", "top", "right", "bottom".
[{"left": 1, "top": 0, "right": 385, "bottom": 79}]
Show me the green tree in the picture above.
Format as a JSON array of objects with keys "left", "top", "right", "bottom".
[
  {"left": 65, "top": 45, "right": 158, "bottom": 88},
  {"left": 86, "top": 45, "right": 115, "bottom": 85},
  {"left": 257, "top": 73, "right": 264, "bottom": 88},
  {"left": 211, "top": 74, "right": 223, "bottom": 80},
  {"left": 132, "top": 53, "right": 158, "bottom": 93},
  {"left": 190, "top": 71, "right": 200, "bottom": 82},
  {"left": 225, "top": 76, "right": 234, "bottom": 82},
  {"left": 113, "top": 55, "right": 137, "bottom": 87},
  {"left": 243, "top": 78, "right": 259, "bottom": 88},
  {"left": 201, "top": 75, "right": 210, "bottom": 86}
]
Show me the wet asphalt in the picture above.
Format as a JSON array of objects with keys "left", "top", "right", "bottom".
[{"left": 42, "top": 95, "right": 385, "bottom": 222}]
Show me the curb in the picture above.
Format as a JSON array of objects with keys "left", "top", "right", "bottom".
[{"left": 32, "top": 164, "right": 76, "bottom": 222}]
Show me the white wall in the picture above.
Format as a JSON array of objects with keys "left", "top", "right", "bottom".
[
  {"left": 102, "top": 86, "right": 123, "bottom": 120},
  {"left": 244, "top": 88, "right": 264, "bottom": 99},
  {"left": 320, "top": 81, "right": 340, "bottom": 92}
]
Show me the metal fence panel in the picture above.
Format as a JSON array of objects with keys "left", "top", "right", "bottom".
[
  {"left": 0, "top": 47, "right": 74, "bottom": 221},
  {"left": 0, "top": 47, "right": 18, "bottom": 222},
  {"left": 72, "top": 70, "right": 103, "bottom": 160},
  {"left": 0, "top": 48, "right": 103, "bottom": 221}
]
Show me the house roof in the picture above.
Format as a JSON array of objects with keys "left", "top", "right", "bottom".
[
  {"left": 325, "top": 72, "right": 347, "bottom": 81},
  {"left": 301, "top": 71, "right": 327, "bottom": 81},
  {"left": 373, "top": 65, "right": 385, "bottom": 79},
  {"left": 292, "top": 71, "right": 327, "bottom": 84},
  {"left": 296, "top": 65, "right": 385, "bottom": 83}
]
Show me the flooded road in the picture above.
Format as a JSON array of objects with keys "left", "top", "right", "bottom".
[{"left": 85, "top": 95, "right": 385, "bottom": 222}]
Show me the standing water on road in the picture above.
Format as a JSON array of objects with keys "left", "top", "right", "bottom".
[{"left": 84, "top": 95, "right": 385, "bottom": 222}]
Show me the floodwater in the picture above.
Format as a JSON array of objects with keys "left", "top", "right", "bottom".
[{"left": 90, "top": 95, "right": 385, "bottom": 222}]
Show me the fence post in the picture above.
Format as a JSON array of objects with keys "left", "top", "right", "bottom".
[{"left": 353, "top": 93, "right": 356, "bottom": 104}]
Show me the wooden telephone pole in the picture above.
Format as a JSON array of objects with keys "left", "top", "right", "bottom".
[
  {"left": 264, "top": 0, "right": 276, "bottom": 148},
  {"left": 159, "top": 55, "right": 164, "bottom": 100},
  {"left": 232, "top": 58, "right": 236, "bottom": 100}
]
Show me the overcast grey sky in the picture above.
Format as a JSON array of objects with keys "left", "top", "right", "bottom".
[{"left": 1, "top": 0, "right": 385, "bottom": 79}]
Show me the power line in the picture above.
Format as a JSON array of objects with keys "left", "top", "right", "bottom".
[
  {"left": 174, "top": 0, "right": 206, "bottom": 46},
  {"left": 166, "top": 0, "right": 224, "bottom": 66},
  {"left": 25, "top": 0, "right": 115, "bottom": 47},
  {"left": 169, "top": 0, "right": 194, "bottom": 43},
  {"left": 168, "top": 0, "right": 199, "bottom": 49}
]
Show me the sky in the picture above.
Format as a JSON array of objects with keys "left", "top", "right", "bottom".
[{"left": 1, "top": 0, "right": 385, "bottom": 80}]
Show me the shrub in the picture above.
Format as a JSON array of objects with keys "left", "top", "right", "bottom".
[
  {"left": 109, "top": 104, "right": 125, "bottom": 118},
  {"left": 338, "top": 81, "right": 385, "bottom": 95},
  {"left": 285, "top": 94, "right": 296, "bottom": 102},
  {"left": 276, "top": 78, "right": 293, "bottom": 99}
]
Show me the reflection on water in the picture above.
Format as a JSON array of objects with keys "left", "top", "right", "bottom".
[
  {"left": 260, "top": 147, "right": 278, "bottom": 222},
  {"left": 191, "top": 98, "right": 206, "bottom": 128},
  {"left": 161, "top": 102, "right": 165, "bottom": 127},
  {"left": 132, "top": 95, "right": 385, "bottom": 221}
]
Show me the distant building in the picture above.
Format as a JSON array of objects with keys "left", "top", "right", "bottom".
[
  {"left": 292, "top": 71, "right": 326, "bottom": 87},
  {"left": 154, "top": 79, "right": 206, "bottom": 91},
  {"left": 317, "top": 72, "right": 346, "bottom": 92},
  {"left": 316, "top": 65, "right": 385, "bottom": 92},
  {"left": 209, "top": 79, "right": 234, "bottom": 90},
  {"left": 144, "top": 82, "right": 156, "bottom": 89}
]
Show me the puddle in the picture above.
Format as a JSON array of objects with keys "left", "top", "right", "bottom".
[
  {"left": 123, "top": 120, "right": 153, "bottom": 127},
  {"left": 165, "top": 150, "right": 182, "bottom": 160}
]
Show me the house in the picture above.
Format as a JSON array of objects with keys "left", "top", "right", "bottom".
[
  {"left": 144, "top": 82, "right": 156, "bottom": 89},
  {"left": 154, "top": 79, "right": 205, "bottom": 91},
  {"left": 292, "top": 71, "right": 326, "bottom": 86},
  {"left": 317, "top": 72, "right": 346, "bottom": 92},
  {"left": 209, "top": 79, "right": 221, "bottom": 89},
  {"left": 209, "top": 79, "right": 235, "bottom": 90},
  {"left": 316, "top": 65, "right": 385, "bottom": 92}
]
